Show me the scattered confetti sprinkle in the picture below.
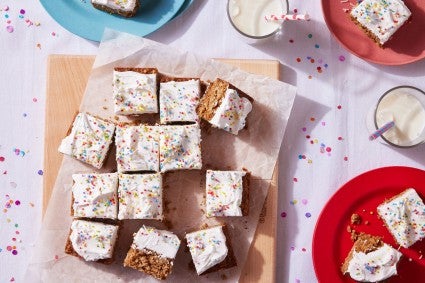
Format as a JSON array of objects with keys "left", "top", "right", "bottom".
[
  {"left": 302, "top": 199, "right": 308, "bottom": 205},
  {"left": 344, "top": 156, "right": 348, "bottom": 161},
  {"left": 36, "top": 43, "right": 41, "bottom": 49},
  {"left": 0, "top": 156, "right": 4, "bottom": 162},
  {"left": 308, "top": 75, "right": 312, "bottom": 79},
  {"left": 20, "top": 9, "right": 25, "bottom": 15},
  {"left": 302, "top": 127, "right": 307, "bottom": 132},
  {"left": 37, "top": 169, "right": 44, "bottom": 176},
  {"left": 337, "top": 105, "right": 342, "bottom": 110},
  {"left": 281, "top": 212, "right": 287, "bottom": 218},
  {"left": 338, "top": 136, "right": 344, "bottom": 141},
  {"left": 308, "top": 33, "right": 312, "bottom": 38},
  {"left": 296, "top": 57, "right": 301, "bottom": 63},
  {"left": 305, "top": 212, "right": 312, "bottom": 218},
  {"left": 32, "top": 97, "right": 38, "bottom": 102},
  {"left": 23, "top": 113, "right": 27, "bottom": 117},
  {"left": 6, "top": 26, "right": 14, "bottom": 33},
  {"left": 4, "top": 6, "right": 9, "bottom": 11},
  {"left": 310, "top": 117, "right": 315, "bottom": 122},
  {"left": 10, "top": 182, "right": 17, "bottom": 188},
  {"left": 290, "top": 199, "right": 298, "bottom": 205},
  {"left": 13, "top": 148, "right": 26, "bottom": 157},
  {"left": 293, "top": 177, "right": 298, "bottom": 182},
  {"left": 290, "top": 246, "right": 295, "bottom": 251},
  {"left": 302, "top": 248, "right": 307, "bottom": 252},
  {"left": 315, "top": 44, "right": 320, "bottom": 48},
  {"left": 289, "top": 39, "right": 294, "bottom": 43},
  {"left": 339, "top": 55, "right": 346, "bottom": 62}
]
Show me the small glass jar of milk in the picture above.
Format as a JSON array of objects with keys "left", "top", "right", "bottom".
[
  {"left": 227, "top": 0, "right": 289, "bottom": 40},
  {"left": 374, "top": 86, "right": 425, "bottom": 148}
]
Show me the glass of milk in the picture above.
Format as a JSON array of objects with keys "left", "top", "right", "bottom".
[
  {"left": 227, "top": 0, "right": 289, "bottom": 40},
  {"left": 374, "top": 86, "right": 425, "bottom": 148}
]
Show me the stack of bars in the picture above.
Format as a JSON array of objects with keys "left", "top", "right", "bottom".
[{"left": 59, "top": 67, "right": 254, "bottom": 279}]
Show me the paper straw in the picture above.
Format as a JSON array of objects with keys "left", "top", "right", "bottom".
[
  {"left": 264, "top": 13, "right": 310, "bottom": 22},
  {"left": 369, "top": 121, "right": 395, "bottom": 141}
]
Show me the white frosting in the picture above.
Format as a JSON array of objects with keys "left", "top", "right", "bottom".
[
  {"left": 115, "top": 125, "right": 160, "bottom": 172},
  {"left": 69, "top": 220, "right": 119, "bottom": 261},
  {"left": 186, "top": 226, "right": 229, "bottom": 275},
  {"left": 58, "top": 112, "right": 115, "bottom": 169},
  {"left": 159, "top": 124, "right": 202, "bottom": 172},
  {"left": 377, "top": 188, "right": 425, "bottom": 248},
  {"left": 113, "top": 71, "right": 157, "bottom": 115},
  {"left": 132, "top": 226, "right": 181, "bottom": 259},
  {"left": 346, "top": 243, "right": 402, "bottom": 282},
  {"left": 228, "top": 0, "right": 284, "bottom": 37},
  {"left": 206, "top": 170, "right": 246, "bottom": 217},
  {"left": 92, "top": 0, "right": 138, "bottom": 12},
  {"left": 209, "top": 88, "right": 252, "bottom": 135},
  {"left": 376, "top": 90, "right": 425, "bottom": 146},
  {"left": 351, "top": 0, "right": 411, "bottom": 45},
  {"left": 118, "top": 173, "right": 163, "bottom": 220},
  {"left": 159, "top": 79, "right": 200, "bottom": 123},
  {"left": 72, "top": 173, "right": 118, "bottom": 219}
]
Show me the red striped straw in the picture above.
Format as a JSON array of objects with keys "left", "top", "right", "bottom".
[
  {"left": 264, "top": 13, "right": 310, "bottom": 22},
  {"left": 369, "top": 121, "right": 395, "bottom": 141}
]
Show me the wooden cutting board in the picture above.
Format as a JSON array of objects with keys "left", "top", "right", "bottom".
[{"left": 44, "top": 55, "right": 279, "bottom": 283}]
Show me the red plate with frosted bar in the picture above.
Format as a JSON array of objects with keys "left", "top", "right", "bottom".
[{"left": 313, "top": 166, "right": 425, "bottom": 282}]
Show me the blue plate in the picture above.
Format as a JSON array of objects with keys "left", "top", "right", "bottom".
[
  {"left": 40, "top": 0, "right": 187, "bottom": 42},
  {"left": 172, "top": 0, "right": 194, "bottom": 20}
]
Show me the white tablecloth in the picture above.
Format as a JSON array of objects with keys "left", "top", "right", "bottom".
[{"left": 0, "top": 0, "right": 424, "bottom": 282}]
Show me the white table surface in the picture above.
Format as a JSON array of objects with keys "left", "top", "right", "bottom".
[{"left": 1, "top": 0, "right": 424, "bottom": 282}]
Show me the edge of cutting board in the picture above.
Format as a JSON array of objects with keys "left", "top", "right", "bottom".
[{"left": 44, "top": 54, "right": 278, "bottom": 283}]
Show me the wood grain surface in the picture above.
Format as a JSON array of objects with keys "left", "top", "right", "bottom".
[{"left": 44, "top": 55, "right": 279, "bottom": 282}]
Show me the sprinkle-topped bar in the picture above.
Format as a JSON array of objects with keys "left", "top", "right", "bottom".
[
  {"left": 341, "top": 233, "right": 402, "bottom": 282},
  {"left": 117, "top": 173, "right": 163, "bottom": 220},
  {"left": 113, "top": 68, "right": 158, "bottom": 115},
  {"left": 65, "top": 219, "right": 119, "bottom": 263},
  {"left": 186, "top": 225, "right": 237, "bottom": 275},
  {"left": 350, "top": 0, "right": 411, "bottom": 46},
  {"left": 159, "top": 78, "right": 201, "bottom": 124},
  {"left": 115, "top": 124, "right": 160, "bottom": 172},
  {"left": 124, "top": 226, "right": 181, "bottom": 280},
  {"left": 159, "top": 124, "right": 202, "bottom": 172},
  {"left": 206, "top": 170, "right": 249, "bottom": 217},
  {"left": 377, "top": 188, "right": 425, "bottom": 248},
  {"left": 91, "top": 0, "right": 140, "bottom": 18},
  {"left": 58, "top": 112, "right": 115, "bottom": 169},
  {"left": 197, "top": 78, "right": 253, "bottom": 135},
  {"left": 71, "top": 173, "right": 118, "bottom": 219}
]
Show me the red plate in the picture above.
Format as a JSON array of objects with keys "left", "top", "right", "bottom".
[
  {"left": 313, "top": 166, "right": 425, "bottom": 282},
  {"left": 321, "top": 0, "right": 425, "bottom": 65}
]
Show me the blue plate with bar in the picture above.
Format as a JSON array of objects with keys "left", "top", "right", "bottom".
[{"left": 40, "top": 0, "right": 191, "bottom": 42}]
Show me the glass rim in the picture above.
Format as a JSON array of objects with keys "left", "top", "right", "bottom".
[
  {"left": 226, "top": 0, "right": 290, "bottom": 40},
  {"left": 374, "top": 85, "right": 425, "bottom": 148}
]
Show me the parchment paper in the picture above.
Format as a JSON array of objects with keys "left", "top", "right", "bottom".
[{"left": 26, "top": 29, "right": 296, "bottom": 282}]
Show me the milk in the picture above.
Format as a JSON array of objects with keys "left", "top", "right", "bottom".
[
  {"left": 228, "top": 0, "right": 286, "bottom": 38},
  {"left": 375, "top": 88, "right": 425, "bottom": 147}
]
